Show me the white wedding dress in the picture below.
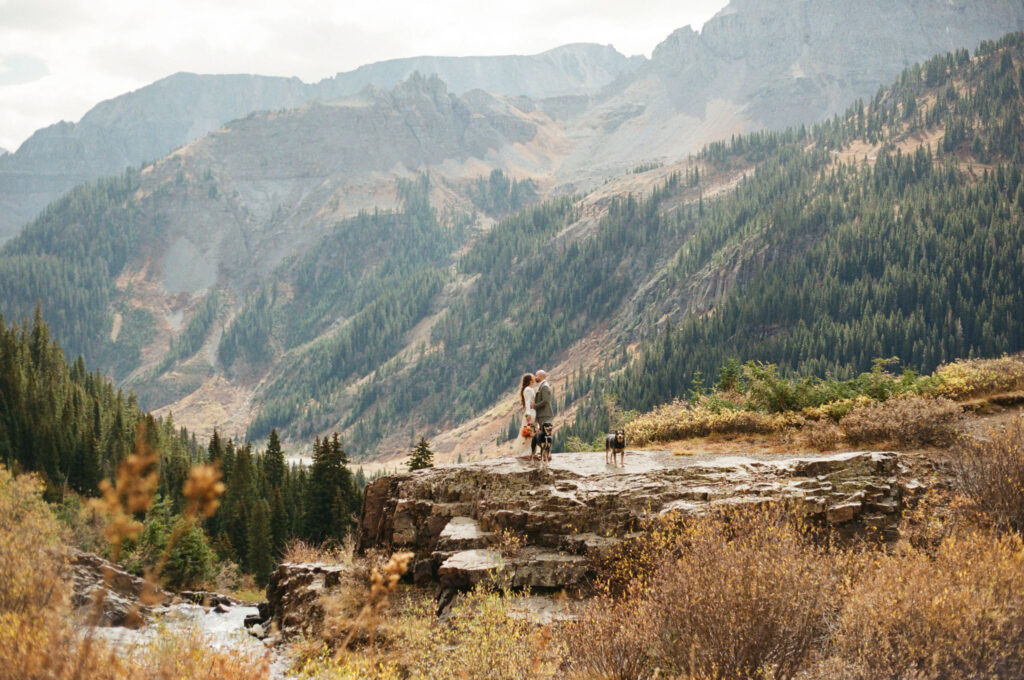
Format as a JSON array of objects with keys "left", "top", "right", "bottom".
[{"left": 518, "top": 385, "right": 537, "bottom": 455}]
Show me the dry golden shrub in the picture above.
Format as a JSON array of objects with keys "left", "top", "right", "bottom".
[
  {"left": 811, "top": 530, "right": 1024, "bottom": 680},
  {"left": 121, "top": 628, "right": 272, "bottom": 680},
  {"left": 300, "top": 589, "right": 564, "bottom": 680},
  {"left": 652, "top": 508, "right": 849, "bottom": 680},
  {"left": 0, "top": 467, "right": 68, "bottom": 616},
  {"left": 951, "top": 417, "right": 1024, "bottom": 533},
  {"left": 398, "top": 589, "right": 564, "bottom": 680},
  {"left": 568, "top": 507, "right": 852, "bottom": 680},
  {"left": 839, "top": 395, "right": 962, "bottom": 448},
  {"left": 801, "top": 418, "right": 844, "bottom": 451},
  {"left": 561, "top": 591, "right": 660, "bottom": 680},
  {"left": 932, "top": 355, "right": 1024, "bottom": 400},
  {"left": 626, "top": 400, "right": 800, "bottom": 446}
]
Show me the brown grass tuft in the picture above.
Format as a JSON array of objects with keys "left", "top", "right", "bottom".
[
  {"left": 282, "top": 538, "right": 353, "bottom": 565},
  {"left": 801, "top": 418, "right": 844, "bottom": 451}
]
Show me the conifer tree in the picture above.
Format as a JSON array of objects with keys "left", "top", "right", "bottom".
[
  {"left": 247, "top": 499, "right": 274, "bottom": 585},
  {"left": 268, "top": 487, "right": 288, "bottom": 558},
  {"left": 406, "top": 437, "right": 434, "bottom": 471},
  {"left": 303, "top": 433, "right": 355, "bottom": 543},
  {"left": 264, "top": 428, "right": 285, "bottom": 491}
]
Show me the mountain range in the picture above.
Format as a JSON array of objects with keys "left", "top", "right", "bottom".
[{"left": 1, "top": 0, "right": 1023, "bottom": 462}]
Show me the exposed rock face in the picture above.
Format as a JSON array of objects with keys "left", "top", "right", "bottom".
[
  {"left": 0, "top": 44, "right": 636, "bottom": 243},
  {"left": 357, "top": 450, "right": 919, "bottom": 591},
  {"left": 258, "top": 562, "right": 359, "bottom": 638},
  {"left": 69, "top": 550, "right": 172, "bottom": 628},
  {"left": 321, "top": 43, "right": 643, "bottom": 102},
  {"left": 556, "top": 0, "right": 1024, "bottom": 183}
]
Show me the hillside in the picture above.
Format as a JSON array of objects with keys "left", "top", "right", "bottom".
[
  {"left": 361, "top": 32, "right": 1024, "bottom": 460},
  {"left": 2, "top": 26, "right": 1024, "bottom": 462}
]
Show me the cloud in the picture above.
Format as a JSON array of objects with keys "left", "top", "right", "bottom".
[
  {"left": 0, "top": 0, "right": 89, "bottom": 30},
  {"left": 0, "top": 53, "right": 49, "bottom": 86}
]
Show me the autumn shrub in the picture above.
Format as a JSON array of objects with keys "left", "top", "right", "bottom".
[
  {"left": 951, "top": 417, "right": 1024, "bottom": 533},
  {"left": 801, "top": 417, "right": 844, "bottom": 451},
  {"left": 568, "top": 507, "right": 851, "bottom": 680},
  {"left": 811, "top": 530, "right": 1024, "bottom": 680},
  {"left": 561, "top": 590, "right": 660, "bottom": 680},
  {"left": 0, "top": 466, "right": 68, "bottom": 615},
  {"left": 931, "top": 354, "right": 1024, "bottom": 400},
  {"left": 625, "top": 399, "right": 800, "bottom": 446},
  {"left": 839, "top": 394, "right": 962, "bottom": 447},
  {"left": 300, "top": 589, "right": 564, "bottom": 680}
]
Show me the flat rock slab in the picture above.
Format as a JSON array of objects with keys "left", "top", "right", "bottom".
[
  {"left": 358, "top": 449, "right": 918, "bottom": 589},
  {"left": 439, "top": 549, "right": 505, "bottom": 588},
  {"left": 437, "top": 517, "right": 493, "bottom": 551}
]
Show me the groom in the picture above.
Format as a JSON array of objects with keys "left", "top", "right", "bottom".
[{"left": 533, "top": 369, "right": 554, "bottom": 429}]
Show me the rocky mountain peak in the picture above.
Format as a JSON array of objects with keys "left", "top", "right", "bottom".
[
  {"left": 641, "top": 0, "right": 1024, "bottom": 130},
  {"left": 387, "top": 71, "right": 453, "bottom": 106}
]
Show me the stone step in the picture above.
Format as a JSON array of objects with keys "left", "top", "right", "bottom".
[{"left": 436, "top": 517, "right": 493, "bottom": 551}]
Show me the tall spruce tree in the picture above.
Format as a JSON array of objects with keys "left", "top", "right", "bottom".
[
  {"left": 268, "top": 487, "right": 289, "bottom": 558},
  {"left": 303, "top": 433, "right": 356, "bottom": 544},
  {"left": 247, "top": 499, "right": 274, "bottom": 586},
  {"left": 264, "top": 428, "right": 285, "bottom": 491}
]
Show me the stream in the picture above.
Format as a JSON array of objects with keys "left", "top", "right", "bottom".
[{"left": 89, "top": 602, "right": 289, "bottom": 676}]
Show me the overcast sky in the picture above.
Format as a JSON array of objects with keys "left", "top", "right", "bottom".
[{"left": 0, "top": 0, "right": 728, "bottom": 152}]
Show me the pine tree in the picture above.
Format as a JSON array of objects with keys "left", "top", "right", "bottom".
[
  {"left": 303, "top": 433, "right": 355, "bottom": 543},
  {"left": 406, "top": 437, "right": 434, "bottom": 471},
  {"left": 246, "top": 499, "right": 274, "bottom": 586},
  {"left": 268, "top": 487, "right": 288, "bottom": 558},
  {"left": 264, "top": 428, "right": 285, "bottom": 491}
]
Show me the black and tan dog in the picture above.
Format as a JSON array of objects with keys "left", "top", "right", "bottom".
[
  {"left": 605, "top": 429, "right": 626, "bottom": 467},
  {"left": 531, "top": 422, "right": 554, "bottom": 463}
]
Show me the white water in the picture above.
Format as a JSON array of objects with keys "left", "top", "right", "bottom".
[{"left": 89, "top": 603, "right": 289, "bottom": 675}]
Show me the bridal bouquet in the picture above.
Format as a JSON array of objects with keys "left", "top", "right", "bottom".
[{"left": 520, "top": 424, "right": 534, "bottom": 438}]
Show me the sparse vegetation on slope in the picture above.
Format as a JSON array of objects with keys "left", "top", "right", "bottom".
[{"left": 613, "top": 355, "right": 1023, "bottom": 451}]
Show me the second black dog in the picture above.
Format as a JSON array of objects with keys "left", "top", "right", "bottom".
[{"left": 531, "top": 422, "right": 553, "bottom": 463}]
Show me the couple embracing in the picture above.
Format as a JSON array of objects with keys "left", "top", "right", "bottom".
[{"left": 517, "top": 369, "right": 554, "bottom": 456}]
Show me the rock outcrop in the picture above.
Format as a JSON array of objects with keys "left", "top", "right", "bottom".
[
  {"left": 251, "top": 562, "right": 361, "bottom": 639},
  {"left": 69, "top": 550, "right": 172, "bottom": 628},
  {"left": 357, "top": 450, "right": 920, "bottom": 591}
]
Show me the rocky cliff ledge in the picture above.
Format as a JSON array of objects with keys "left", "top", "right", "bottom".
[{"left": 357, "top": 450, "right": 921, "bottom": 590}]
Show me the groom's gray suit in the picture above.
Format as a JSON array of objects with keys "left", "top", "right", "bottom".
[{"left": 534, "top": 380, "right": 554, "bottom": 426}]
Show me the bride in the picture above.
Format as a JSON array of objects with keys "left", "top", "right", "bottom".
[{"left": 517, "top": 373, "right": 536, "bottom": 456}]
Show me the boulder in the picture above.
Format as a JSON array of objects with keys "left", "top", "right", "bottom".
[
  {"left": 259, "top": 562, "right": 358, "bottom": 638},
  {"left": 69, "top": 550, "right": 172, "bottom": 628}
]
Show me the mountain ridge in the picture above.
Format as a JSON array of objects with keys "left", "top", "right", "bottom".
[{"left": 0, "top": 43, "right": 638, "bottom": 243}]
